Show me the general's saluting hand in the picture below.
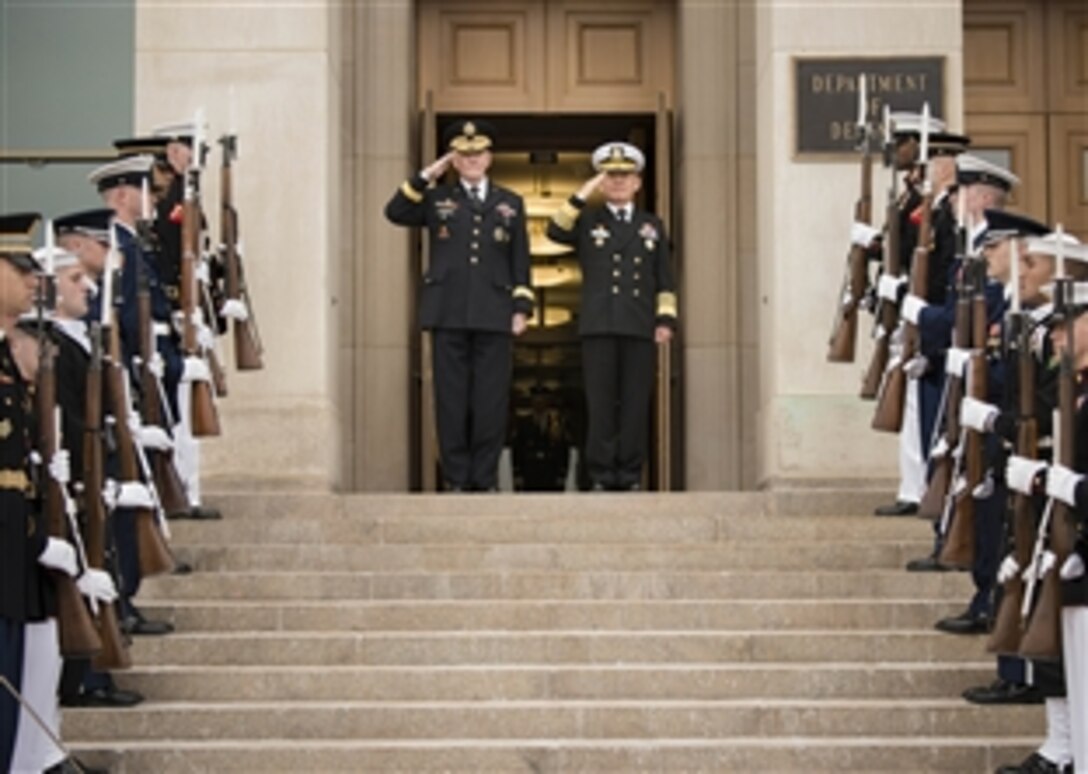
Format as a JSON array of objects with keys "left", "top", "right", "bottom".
[
  {"left": 423, "top": 151, "right": 457, "bottom": 181},
  {"left": 576, "top": 172, "right": 607, "bottom": 202}
]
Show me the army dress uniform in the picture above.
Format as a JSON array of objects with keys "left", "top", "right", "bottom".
[
  {"left": 546, "top": 143, "right": 677, "bottom": 490},
  {"left": 385, "top": 120, "right": 533, "bottom": 491}
]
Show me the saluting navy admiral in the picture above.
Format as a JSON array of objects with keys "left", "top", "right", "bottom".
[
  {"left": 385, "top": 120, "right": 534, "bottom": 492},
  {"left": 547, "top": 142, "right": 677, "bottom": 491}
]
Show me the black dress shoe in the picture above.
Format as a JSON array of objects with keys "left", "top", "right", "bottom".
[
  {"left": 935, "top": 609, "right": 990, "bottom": 635},
  {"left": 590, "top": 482, "right": 607, "bottom": 492},
  {"left": 995, "top": 751, "right": 1072, "bottom": 773},
  {"left": 443, "top": 482, "right": 466, "bottom": 493},
  {"left": 964, "top": 678, "right": 1045, "bottom": 705},
  {"left": 905, "top": 555, "right": 952, "bottom": 572},
  {"left": 188, "top": 505, "right": 222, "bottom": 520},
  {"left": 874, "top": 500, "right": 919, "bottom": 516},
  {"left": 172, "top": 561, "right": 193, "bottom": 575},
  {"left": 72, "top": 686, "right": 145, "bottom": 708},
  {"left": 121, "top": 615, "right": 174, "bottom": 636}
]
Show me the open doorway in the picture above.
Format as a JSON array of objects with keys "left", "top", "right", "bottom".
[{"left": 413, "top": 113, "right": 672, "bottom": 491}]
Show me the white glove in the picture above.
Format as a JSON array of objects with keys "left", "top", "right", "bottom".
[
  {"left": 960, "top": 397, "right": 999, "bottom": 433},
  {"left": 220, "top": 299, "right": 249, "bottom": 322},
  {"left": 38, "top": 538, "right": 78, "bottom": 577},
  {"left": 136, "top": 425, "right": 174, "bottom": 452},
  {"left": 1061, "top": 554, "right": 1087, "bottom": 581},
  {"left": 904, "top": 356, "right": 929, "bottom": 379},
  {"left": 1006, "top": 455, "right": 1047, "bottom": 495},
  {"left": 181, "top": 356, "right": 212, "bottom": 383},
  {"left": 148, "top": 352, "right": 165, "bottom": 380},
  {"left": 944, "top": 347, "right": 973, "bottom": 378},
  {"left": 997, "top": 554, "right": 1020, "bottom": 584},
  {"left": 48, "top": 449, "right": 71, "bottom": 485},
  {"left": 1046, "top": 463, "right": 1084, "bottom": 507},
  {"left": 195, "top": 260, "right": 211, "bottom": 285},
  {"left": 931, "top": 437, "right": 950, "bottom": 459},
  {"left": 901, "top": 294, "right": 927, "bottom": 325},
  {"left": 111, "top": 481, "right": 155, "bottom": 511},
  {"left": 76, "top": 568, "right": 118, "bottom": 605},
  {"left": 850, "top": 222, "right": 881, "bottom": 248},
  {"left": 877, "top": 274, "right": 906, "bottom": 303},
  {"left": 197, "top": 323, "right": 216, "bottom": 352}
]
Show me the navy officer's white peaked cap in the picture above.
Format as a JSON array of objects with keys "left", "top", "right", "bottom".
[
  {"left": 1026, "top": 232, "right": 1088, "bottom": 262},
  {"left": 592, "top": 142, "right": 645, "bottom": 173},
  {"left": 956, "top": 153, "right": 1019, "bottom": 191},
  {"left": 890, "top": 111, "right": 947, "bottom": 137},
  {"left": 88, "top": 154, "right": 155, "bottom": 192}
]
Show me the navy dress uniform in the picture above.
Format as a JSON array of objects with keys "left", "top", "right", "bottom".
[
  {"left": 546, "top": 142, "right": 677, "bottom": 491},
  {"left": 385, "top": 120, "right": 534, "bottom": 491}
]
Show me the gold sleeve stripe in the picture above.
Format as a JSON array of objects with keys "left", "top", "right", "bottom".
[
  {"left": 551, "top": 201, "right": 580, "bottom": 231},
  {"left": 400, "top": 180, "right": 424, "bottom": 203},
  {"left": 656, "top": 291, "right": 678, "bottom": 318},
  {"left": 513, "top": 286, "right": 536, "bottom": 302}
]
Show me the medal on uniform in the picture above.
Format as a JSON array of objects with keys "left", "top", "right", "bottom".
[
  {"left": 591, "top": 224, "right": 610, "bottom": 248},
  {"left": 644, "top": 239, "right": 655, "bottom": 250},
  {"left": 638, "top": 222, "right": 659, "bottom": 252},
  {"left": 437, "top": 225, "right": 450, "bottom": 240},
  {"left": 494, "top": 226, "right": 507, "bottom": 242},
  {"left": 0, "top": 418, "right": 10, "bottom": 439}
]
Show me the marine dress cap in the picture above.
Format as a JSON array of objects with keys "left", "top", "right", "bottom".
[
  {"left": 443, "top": 119, "right": 495, "bottom": 153},
  {"left": 592, "top": 142, "right": 645, "bottom": 173}
]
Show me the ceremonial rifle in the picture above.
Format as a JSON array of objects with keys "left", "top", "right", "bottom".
[
  {"left": 872, "top": 105, "right": 934, "bottom": 433},
  {"left": 939, "top": 256, "right": 989, "bottom": 568},
  {"left": 219, "top": 133, "right": 264, "bottom": 370},
  {"left": 828, "top": 75, "right": 873, "bottom": 364},
  {"left": 34, "top": 227, "right": 102, "bottom": 658},
  {"left": 103, "top": 228, "right": 175, "bottom": 577},
  {"left": 181, "top": 111, "right": 222, "bottom": 436},
  {"left": 83, "top": 321, "right": 131, "bottom": 670},
  {"left": 859, "top": 107, "right": 901, "bottom": 399},
  {"left": 1020, "top": 244, "right": 1077, "bottom": 660},
  {"left": 988, "top": 245, "right": 1037, "bottom": 653}
]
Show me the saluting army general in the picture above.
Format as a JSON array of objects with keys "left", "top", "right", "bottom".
[
  {"left": 547, "top": 143, "right": 677, "bottom": 491},
  {"left": 385, "top": 120, "right": 534, "bottom": 492}
]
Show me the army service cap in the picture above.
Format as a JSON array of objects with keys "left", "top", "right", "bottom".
[
  {"left": 592, "top": 142, "right": 645, "bottom": 174},
  {"left": 443, "top": 119, "right": 495, "bottom": 154},
  {"left": 54, "top": 209, "right": 113, "bottom": 244},
  {"left": 0, "top": 212, "right": 42, "bottom": 273},
  {"left": 957, "top": 154, "right": 1019, "bottom": 192},
  {"left": 89, "top": 154, "right": 155, "bottom": 192},
  {"left": 977, "top": 209, "right": 1049, "bottom": 247}
]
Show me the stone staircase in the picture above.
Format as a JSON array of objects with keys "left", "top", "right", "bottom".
[{"left": 67, "top": 492, "right": 1041, "bottom": 772}]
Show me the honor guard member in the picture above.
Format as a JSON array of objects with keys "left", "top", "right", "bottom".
[
  {"left": 547, "top": 142, "right": 677, "bottom": 491},
  {"left": 56, "top": 202, "right": 176, "bottom": 640},
  {"left": 0, "top": 214, "right": 108, "bottom": 774},
  {"left": 385, "top": 119, "right": 534, "bottom": 491},
  {"left": 869, "top": 112, "right": 950, "bottom": 517}
]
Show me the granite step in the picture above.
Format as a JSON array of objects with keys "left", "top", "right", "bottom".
[
  {"left": 172, "top": 539, "right": 936, "bottom": 572},
  {"left": 69, "top": 736, "right": 1038, "bottom": 773},
  {"left": 115, "top": 662, "right": 996, "bottom": 702},
  {"left": 62, "top": 698, "right": 1043, "bottom": 742},
  {"left": 139, "top": 598, "right": 964, "bottom": 632},
  {"left": 137, "top": 569, "right": 973, "bottom": 601},
  {"left": 124, "top": 629, "right": 988, "bottom": 666}
]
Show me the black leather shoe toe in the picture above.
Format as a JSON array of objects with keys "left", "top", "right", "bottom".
[
  {"left": 964, "top": 679, "right": 1044, "bottom": 705},
  {"left": 935, "top": 611, "right": 990, "bottom": 635},
  {"left": 121, "top": 616, "right": 174, "bottom": 636},
  {"left": 874, "top": 500, "right": 919, "bottom": 516},
  {"left": 995, "top": 752, "right": 1070, "bottom": 773},
  {"left": 906, "top": 555, "right": 951, "bottom": 572},
  {"left": 77, "top": 686, "right": 145, "bottom": 708}
]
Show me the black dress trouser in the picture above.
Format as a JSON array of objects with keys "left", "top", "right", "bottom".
[
  {"left": 432, "top": 329, "right": 512, "bottom": 490},
  {"left": 582, "top": 334, "right": 655, "bottom": 489}
]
